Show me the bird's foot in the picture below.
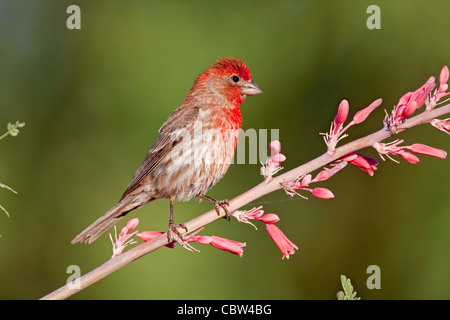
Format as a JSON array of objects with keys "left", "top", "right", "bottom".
[
  {"left": 197, "top": 194, "right": 230, "bottom": 220},
  {"left": 213, "top": 199, "right": 230, "bottom": 220},
  {"left": 167, "top": 219, "right": 198, "bottom": 252}
]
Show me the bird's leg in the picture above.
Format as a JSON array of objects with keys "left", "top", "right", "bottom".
[
  {"left": 167, "top": 198, "right": 198, "bottom": 251},
  {"left": 197, "top": 194, "right": 230, "bottom": 220}
]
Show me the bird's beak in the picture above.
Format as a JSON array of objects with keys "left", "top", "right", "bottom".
[{"left": 241, "top": 80, "right": 263, "bottom": 96}]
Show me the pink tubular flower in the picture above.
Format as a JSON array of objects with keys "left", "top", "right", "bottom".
[
  {"left": 281, "top": 162, "right": 345, "bottom": 200},
  {"left": 401, "top": 101, "right": 417, "bottom": 119},
  {"left": 334, "top": 99, "right": 349, "bottom": 133},
  {"left": 439, "top": 66, "right": 449, "bottom": 87},
  {"left": 271, "top": 153, "right": 286, "bottom": 165},
  {"left": 120, "top": 218, "right": 139, "bottom": 236},
  {"left": 311, "top": 161, "right": 347, "bottom": 183},
  {"left": 187, "top": 232, "right": 246, "bottom": 257},
  {"left": 231, "top": 206, "right": 265, "bottom": 229},
  {"left": 398, "top": 91, "right": 414, "bottom": 106},
  {"left": 136, "top": 230, "right": 162, "bottom": 242},
  {"left": 136, "top": 230, "right": 175, "bottom": 248},
  {"left": 428, "top": 66, "right": 450, "bottom": 108},
  {"left": 232, "top": 206, "right": 282, "bottom": 229},
  {"left": 415, "top": 77, "right": 436, "bottom": 110},
  {"left": 383, "top": 66, "right": 450, "bottom": 132},
  {"left": 231, "top": 206, "right": 298, "bottom": 260},
  {"left": 269, "top": 140, "right": 281, "bottom": 154},
  {"left": 259, "top": 213, "right": 280, "bottom": 224},
  {"left": 281, "top": 175, "right": 336, "bottom": 200},
  {"left": 300, "top": 173, "right": 312, "bottom": 186},
  {"left": 434, "top": 66, "right": 450, "bottom": 101},
  {"left": 352, "top": 98, "right": 382, "bottom": 124},
  {"left": 208, "top": 236, "right": 246, "bottom": 257},
  {"left": 431, "top": 118, "right": 450, "bottom": 135},
  {"left": 409, "top": 143, "right": 447, "bottom": 159},
  {"left": 340, "top": 152, "right": 378, "bottom": 176},
  {"left": 322, "top": 98, "right": 381, "bottom": 154},
  {"left": 266, "top": 224, "right": 298, "bottom": 260},
  {"left": 262, "top": 140, "right": 286, "bottom": 182},
  {"left": 385, "top": 76, "right": 437, "bottom": 131},
  {"left": 110, "top": 218, "right": 140, "bottom": 258},
  {"left": 312, "top": 187, "right": 334, "bottom": 199},
  {"left": 373, "top": 140, "right": 406, "bottom": 163},
  {"left": 322, "top": 100, "right": 351, "bottom": 154},
  {"left": 373, "top": 140, "right": 447, "bottom": 164},
  {"left": 136, "top": 226, "right": 246, "bottom": 255},
  {"left": 399, "top": 150, "right": 420, "bottom": 164}
]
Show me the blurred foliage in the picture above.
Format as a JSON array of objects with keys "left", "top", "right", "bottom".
[
  {"left": 0, "top": 0, "right": 449, "bottom": 299},
  {"left": 0, "top": 121, "right": 24, "bottom": 217}
]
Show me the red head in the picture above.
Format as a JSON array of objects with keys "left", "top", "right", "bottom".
[
  {"left": 210, "top": 58, "right": 252, "bottom": 82},
  {"left": 185, "top": 57, "right": 262, "bottom": 109}
]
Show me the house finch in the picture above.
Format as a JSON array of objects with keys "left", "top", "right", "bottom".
[{"left": 71, "top": 57, "right": 262, "bottom": 245}]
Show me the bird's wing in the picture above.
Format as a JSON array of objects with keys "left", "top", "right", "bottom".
[{"left": 120, "top": 106, "right": 199, "bottom": 200}]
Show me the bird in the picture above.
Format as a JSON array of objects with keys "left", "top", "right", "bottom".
[{"left": 71, "top": 57, "right": 262, "bottom": 245}]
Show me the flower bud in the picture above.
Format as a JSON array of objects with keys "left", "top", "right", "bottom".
[
  {"left": 353, "top": 98, "right": 382, "bottom": 124},
  {"left": 410, "top": 143, "right": 447, "bottom": 159},
  {"left": 335, "top": 99, "right": 349, "bottom": 124},
  {"left": 259, "top": 213, "right": 280, "bottom": 224},
  {"left": 269, "top": 140, "right": 281, "bottom": 155},
  {"left": 401, "top": 101, "right": 417, "bottom": 118},
  {"left": 125, "top": 218, "right": 139, "bottom": 231},
  {"left": 312, "top": 187, "right": 334, "bottom": 199},
  {"left": 197, "top": 236, "right": 212, "bottom": 245},
  {"left": 439, "top": 65, "right": 449, "bottom": 86},
  {"left": 271, "top": 153, "right": 286, "bottom": 165}
]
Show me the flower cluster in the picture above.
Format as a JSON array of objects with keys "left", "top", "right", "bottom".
[
  {"left": 232, "top": 206, "right": 298, "bottom": 259},
  {"left": 110, "top": 218, "right": 246, "bottom": 257},
  {"left": 109, "top": 218, "right": 139, "bottom": 258},
  {"left": 373, "top": 140, "right": 447, "bottom": 164},
  {"left": 431, "top": 118, "right": 450, "bottom": 135},
  {"left": 339, "top": 152, "right": 378, "bottom": 176},
  {"left": 280, "top": 161, "right": 347, "bottom": 199},
  {"left": 261, "top": 140, "right": 286, "bottom": 182},
  {"left": 136, "top": 226, "right": 247, "bottom": 256},
  {"left": 113, "top": 207, "right": 299, "bottom": 259},
  {"left": 322, "top": 99, "right": 383, "bottom": 154},
  {"left": 384, "top": 66, "right": 450, "bottom": 133},
  {"left": 185, "top": 228, "right": 246, "bottom": 257},
  {"left": 430, "top": 65, "right": 449, "bottom": 108}
]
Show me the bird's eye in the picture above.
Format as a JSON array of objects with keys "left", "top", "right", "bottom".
[{"left": 231, "top": 75, "right": 240, "bottom": 83}]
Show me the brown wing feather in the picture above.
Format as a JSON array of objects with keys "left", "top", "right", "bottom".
[{"left": 120, "top": 106, "right": 199, "bottom": 199}]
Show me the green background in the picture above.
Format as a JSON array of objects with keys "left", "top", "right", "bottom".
[{"left": 1, "top": 0, "right": 449, "bottom": 299}]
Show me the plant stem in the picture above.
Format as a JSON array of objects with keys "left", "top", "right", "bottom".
[
  {"left": 40, "top": 103, "right": 450, "bottom": 300},
  {"left": 0, "top": 131, "right": 10, "bottom": 141}
]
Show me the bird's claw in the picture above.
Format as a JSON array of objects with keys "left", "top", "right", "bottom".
[
  {"left": 214, "top": 199, "right": 230, "bottom": 220},
  {"left": 167, "top": 220, "right": 199, "bottom": 252},
  {"left": 197, "top": 194, "right": 230, "bottom": 220}
]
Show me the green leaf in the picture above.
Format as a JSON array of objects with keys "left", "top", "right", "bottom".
[
  {"left": 337, "top": 275, "right": 361, "bottom": 300},
  {"left": 6, "top": 121, "right": 25, "bottom": 137}
]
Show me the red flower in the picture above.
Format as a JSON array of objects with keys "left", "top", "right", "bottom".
[
  {"left": 208, "top": 236, "right": 246, "bottom": 257},
  {"left": 409, "top": 143, "right": 447, "bottom": 159},
  {"left": 266, "top": 224, "right": 298, "bottom": 260},
  {"left": 340, "top": 152, "right": 378, "bottom": 176},
  {"left": 322, "top": 98, "right": 381, "bottom": 154},
  {"left": 262, "top": 140, "right": 286, "bottom": 182},
  {"left": 374, "top": 140, "right": 447, "bottom": 164},
  {"left": 312, "top": 187, "right": 335, "bottom": 199},
  {"left": 110, "top": 218, "right": 139, "bottom": 258}
]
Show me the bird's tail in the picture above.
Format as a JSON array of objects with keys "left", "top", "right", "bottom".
[{"left": 71, "top": 195, "right": 150, "bottom": 244}]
